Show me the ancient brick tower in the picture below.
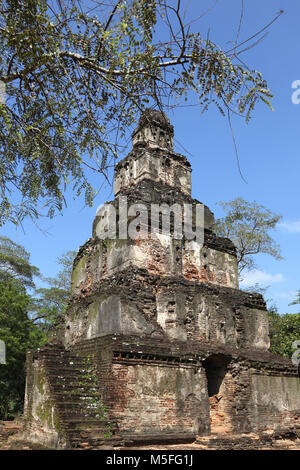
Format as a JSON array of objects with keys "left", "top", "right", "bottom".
[{"left": 23, "top": 110, "right": 300, "bottom": 449}]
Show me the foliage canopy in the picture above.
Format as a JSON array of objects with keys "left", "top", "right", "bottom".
[
  {"left": 0, "top": 280, "right": 43, "bottom": 419},
  {"left": 30, "top": 250, "right": 76, "bottom": 326},
  {"left": 268, "top": 309, "right": 300, "bottom": 359},
  {"left": 215, "top": 197, "right": 282, "bottom": 275},
  {"left": 0, "top": 235, "right": 40, "bottom": 288},
  {"left": 0, "top": 239, "right": 75, "bottom": 418},
  {"left": 0, "top": 0, "right": 279, "bottom": 225}
]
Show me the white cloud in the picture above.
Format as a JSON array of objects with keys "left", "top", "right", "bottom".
[
  {"left": 240, "top": 269, "right": 284, "bottom": 287},
  {"left": 278, "top": 219, "right": 300, "bottom": 233},
  {"left": 275, "top": 290, "right": 297, "bottom": 300}
]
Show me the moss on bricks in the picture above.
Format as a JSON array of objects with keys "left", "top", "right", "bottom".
[{"left": 71, "top": 255, "right": 88, "bottom": 287}]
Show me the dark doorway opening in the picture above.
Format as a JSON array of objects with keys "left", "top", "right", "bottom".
[
  {"left": 203, "top": 354, "right": 231, "bottom": 434},
  {"left": 203, "top": 354, "right": 229, "bottom": 396}
]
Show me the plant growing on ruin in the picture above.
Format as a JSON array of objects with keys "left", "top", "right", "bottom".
[{"left": 0, "top": 0, "right": 281, "bottom": 226}]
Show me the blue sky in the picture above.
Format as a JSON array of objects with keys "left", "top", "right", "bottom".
[{"left": 2, "top": 0, "right": 300, "bottom": 314}]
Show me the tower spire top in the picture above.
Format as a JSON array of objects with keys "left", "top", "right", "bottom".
[{"left": 132, "top": 108, "right": 174, "bottom": 150}]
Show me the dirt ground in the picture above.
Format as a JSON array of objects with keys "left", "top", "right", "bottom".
[{"left": 1, "top": 420, "right": 300, "bottom": 450}]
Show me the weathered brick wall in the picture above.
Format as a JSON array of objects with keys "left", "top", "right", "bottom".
[
  {"left": 22, "top": 352, "right": 66, "bottom": 449},
  {"left": 249, "top": 373, "right": 300, "bottom": 431},
  {"left": 106, "top": 362, "right": 207, "bottom": 438},
  {"left": 71, "top": 335, "right": 210, "bottom": 439},
  {"left": 114, "top": 149, "right": 192, "bottom": 197},
  {"left": 24, "top": 330, "right": 299, "bottom": 447},
  {"left": 67, "top": 335, "right": 300, "bottom": 439},
  {"left": 60, "top": 267, "right": 269, "bottom": 352},
  {"left": 70, "top": 235, "right": 238, "bottom": 291}
]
